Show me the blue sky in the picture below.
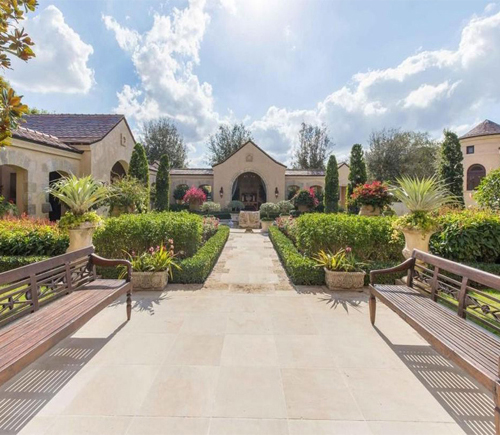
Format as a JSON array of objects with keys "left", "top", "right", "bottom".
[{"left": 7, "top": 0, "right": 500, "bottom": 166}]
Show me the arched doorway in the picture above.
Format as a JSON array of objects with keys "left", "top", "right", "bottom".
[
  {"left": 48, "top": 171, "right": 68, "bottom": 221},
  {"left": 232, "top": 172, "right": 266, "bottom": 210},
  {"left": 287, "top": 185, "right": 299, "bottom": 200},
  {"left": 0, "top": 164, "right": 28, "bottom": 215},
  {"left": 467, "top": 164, "right": 486, "bottom": 191},
  {"left": 199, "top": 184, "right": 212, "bottom": 201},
  {"left": 110, "top": 161, "right": 127, "bottom": 182}
]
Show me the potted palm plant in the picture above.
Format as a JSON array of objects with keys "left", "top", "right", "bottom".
[
  {"left": 391, "top": 176, "right": 456, "bottom": 259},
  {"left": 259, "top": 202, "right": 279, "bottom": 233},
  {"left": 48, "top": 175, "right": 109, "bottom": 252},
  {"left": 121, "top": 241, "right": 180, "bottom": 291},
  {"left": 314, "top": 247, "right": 365, "bottom": 290},
  {"left": 228, "top": 200, "right": 244, "bottom": 224}
]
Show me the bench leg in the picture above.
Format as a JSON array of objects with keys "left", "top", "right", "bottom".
[
  {"left": 369, "top": 293, "right": 376, "bottom": 325},
  {"left": 126, "top": 290, "right": 132, "bottom": 321},
  {"left": 496, "top": 382, "right": 500, "bottom": 435}
]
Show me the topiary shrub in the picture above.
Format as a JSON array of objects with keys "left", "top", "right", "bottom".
[
  {"left": 93, "top": 211, "right": 202, "bottom": 260},
  {"left": 260, "top": 202, "right": 279, "bottom": 221},
  {"left": 295, "top": 213, "right": 403, "bottom": 261},
  {"left": 155, "top": 154, "right": 170, "bottom": 211},
  {"left": 324, "top": 154, "right": 339, "bottom": 213},
  {"left": 201, "top": 201, "right": 221, "bottom": 213},
  {"left": 172, "top": 226, "right": 229, "bottom": 283},
  {"left": 431, "top": 209, "right": 500, "bottom": 263},
  {"left": 277, "top": 200, "right": 294, "bottom": 215}
]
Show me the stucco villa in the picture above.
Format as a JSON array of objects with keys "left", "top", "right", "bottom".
[
  {"left": 0, "top": 114, "right": 135, "bottom": 219},
  {"left": 150, "top": 140, "right": 351, "bottom": 210},
  {"left": 460, "top": 119, "right": 500, "bottom": 207}
]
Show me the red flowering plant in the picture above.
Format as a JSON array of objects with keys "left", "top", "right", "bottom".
[
  {"left": 183, "top": 186, "right": 206, "bottom": 205},
  {"left": 350, "top": 181, "right": 392, "bottom": 209},
  {"left": 293, "top": 188, "right": 319, "bottom": 209}
]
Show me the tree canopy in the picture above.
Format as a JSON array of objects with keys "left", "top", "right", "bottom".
[
  {"left": 142, "top": 118, "right": 188, "bottom": 168},
  {"left": 324, "top": 154, "right": 339, "bottom": 213},
  {"left": 292, "top": 122, "right": 333, "bottom": 170},
  {"left": 437, "top": 130, "right": 464, "bottom": 205},
  {"left": 206, "top": 123, "right": 253, "bottom": 166},
  {"left": 366, "top": 128, "right": 439, "bottom": 182},
  {"left": 0, "top": 0, "right": 38, "bottom": 146},
  {"left": 129, "top": 143, "right": 150, "bottom": 211}
]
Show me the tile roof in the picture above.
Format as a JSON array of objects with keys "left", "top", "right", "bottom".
[
  {"left": 22, "top": 114, "right": 125, "bottom": 144},
  {"left": 170, "top": 168, "right": 214, "bottom": 175},
  {"left": 285, "top": 169, "right": 325, "bottom": 176},
  {"left": 212, "top": 140, "right": 287, "bottom": 168},
  {"left": 13, "top": 127, "right": 82, "bottom": 153},
  {"left": 460, "top": 119, "right": 500, "bottom": 139}
]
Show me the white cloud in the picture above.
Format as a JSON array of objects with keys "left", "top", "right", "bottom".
[
  {"left": 8, "top": 5, "right": 94, "bottom": 94},
  {"left": 219, "top": 0, "right": 237, "bottom": 15},
  {"left": 402, "top": 81, "right": 460, "bottom": 109},
  {"left": 104, "top": 0, "right": 221, "bottom": 144},
  {"left": 485, "top": 3, "right": 497, "bottom": 13}
]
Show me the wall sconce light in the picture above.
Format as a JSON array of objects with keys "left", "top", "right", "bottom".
[
  {"left": 275, "top": 187, "right": 279, "bottom": 198},
  {"left": 219, "top": 187, "right": 224, "bottom": 198}
]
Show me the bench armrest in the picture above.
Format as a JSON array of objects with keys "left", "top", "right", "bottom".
[
  {"left": 370, "top": 257, "right": 416, "bottom": 285},
  {"left": 89, "top": 254, "right": 132, "bottom": 282}
]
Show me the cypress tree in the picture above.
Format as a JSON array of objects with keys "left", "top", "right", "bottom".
[
  {"left": 324, "top": 154, "right": 339, "bottom": 213},
  {"left": 347, "top": 144, "right": 367, "bottom": 197},
  {"left": 129, "top": 142, "right": 150, "bottom": 210},
  {"left": 437, "top": 131, "right": 464, "bottom": 205},
  {"left": 155, "top": 154, "right": 170, "bottom": 211}
]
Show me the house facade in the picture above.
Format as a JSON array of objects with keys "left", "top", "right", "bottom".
[
  {"left": 459, "top": 120, "right": 500, "bottom": 207},
  {"left": 1, "top": 114, "right": 135, "bottom": 219},
  {"left": 149, "top": 141, "right": 350, "bottom": 210}
]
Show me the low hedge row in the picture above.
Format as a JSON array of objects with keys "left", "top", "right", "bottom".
[
  {"left": 93, "top": 211, "right": 202, "bottom": 259},
  {"left": 172, "top": 226, "right": 230, "bottom": 283},
  {"left": 269, "top": 226, "right": 324, "bottom": 285},
  {"left": 0, "top": 255, "right": 49, "bottom": 273}
]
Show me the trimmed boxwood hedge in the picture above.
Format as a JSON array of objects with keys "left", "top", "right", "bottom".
[
  {"left": 171, "top": 225, "right": 229, "bottom": 283},
  {"left": 0, "top": 255, "right": 49, "bottom": 273}
]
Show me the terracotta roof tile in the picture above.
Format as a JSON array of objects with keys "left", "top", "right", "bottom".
[
  {"left": 460, "top": 119, "right": 500, "bottom": 139},
  {"left": 170, "top": 168, "right": 214, "bottom": 175},
  {"left": 13, "top": 127, "right": 82, "bottom": 153}
]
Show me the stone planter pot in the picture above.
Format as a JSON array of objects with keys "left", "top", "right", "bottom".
[
  {"left": 261, "top": 220, "right": 273, "bottom": 233},
  {"left": 189, "top": 201, "right": 201, "bottom": 211},
  {"left": 297, "top": 204, "right": 310, "bottom": 213},
  {"left": 67, "top": 222, "right": 97, "bottom": 253},
  {"left": 359, "top": 205, "right": 381, "bottom": 216},
  {"left": 401, "top": 228, "right": 435, "bottom": 259},
  {"left": 230, "top": 212, "right": 240, "bottom": 223},
  {"left": 131, "top": 271, "right": 169, "bottom": 291},
  {"left": 324, "top": 268, "right": 365, "bottom": 290}
]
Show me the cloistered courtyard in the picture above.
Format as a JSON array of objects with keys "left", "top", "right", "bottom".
[{"left": 0, "top": 229, "right": 493, "bottom": 435}]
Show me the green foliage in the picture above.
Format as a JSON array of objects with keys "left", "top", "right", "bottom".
[
  {"left": 107, "top": 176, "right": 149, "bottom": 214},
  {"left": 47, "top": 175, "right": 109, "bottom": 216},
  {"left": 393, "top": 211, "right": 437, "bottom": 233},
  {"left": 260, "top": 202, "right": 279, "bottom": 220},
  {"left": 142, "top": 118, "right": 187, "bottom": 167},
  {"left": 122, "top": 244, "right": 180, "bottom": 278},
  {"left": 347, "top": 144, "right": 367, "bottom": 197},
  {"left": 293, "top": 189, "right": 319, "bottom": 209},
  {"left": 314, "top": 248, "right": 364, "bottom": 272},
  {"left": 0, "top": 216, "right": 68, "bottom": 256},
  {"left": 324, "top": 154, "right": 339, "bottom": 213},
  {"left": 207, "top": 123, "right": 253, "bottom": 166},
  {"left": 269, "top": 226, "right": 325, "bottom": 285},
  {"left": 350, "top": 181, "right": 392, "bottom": 208},
  {"left": 295, "top": 213, "right": 403, "bottom": 261},
  {"left": 366, "top": 128, "right": 439, "bottom": 182},
  {"left": 172, "top": 226, "right": 229, "bottom": 283},
  {"left": 201, "top": 202, "right": 221, "bottom": 213},
  {"left": 474, "top": 168, "right": 500, "bottom": 211},
  {"left": 437, "top": 131, "right": 464, "bottom": 205},
  {"left": 155, "top": 154, "right": 170, "bottom": 211},
  {"left": 0, "top": 255, "right": 49, "bottom": 273},
  {"left": 0, "top": 196, "right": 17, "bottom": 216},
  {"left": 173, "top": 184, "right": 189, "bottom": 201},
  {"left": 202, "top": 216, "right": 219, "bottom": 241},
  {"left": 277, "top": 200, "right": 294, "bottom": 215},
  {"left": 93, "top": 211, "right": 202, "bottom": 260},
  {"left": 59, "top": 211, "right": 102, "bottom": 230},
  {"left": 292, "top": 122, "right": 332, "bottom": 170},
  {"left": 129, "top": 143, "right": 150, "bottom": 185},
  {"left": 430, "top": 209, "right": 500, "bottom": 263},
  {"left": 227, "top": 200, "right": 244, "bottom": 212}
]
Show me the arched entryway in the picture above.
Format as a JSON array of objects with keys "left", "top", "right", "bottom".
[
  {"left": 0, "top": 164, "right": 28, "bottom": 215},
  {"left": 467, "top": 164, "right": 486, "bottom": 191},
  {"left": 232, "top": 172, "right": 266, "bottom": 210},
  {"left": 110, "top": 161, "right": 128, "bottom": 182},
  {"left": 48, "top": 171, "right": 68, "bottom": 221}
]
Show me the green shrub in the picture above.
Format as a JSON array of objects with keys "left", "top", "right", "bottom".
[
  {"left": 474, "top": 168, "right": 500, "bottom": 211},
  {"left": 172, "top": 226, "right": 229, "bottom": 283},
  {"left": 269, "top": 226, "right": 324, "bottom": 285},
  {"left": 0, "top": 217, "right": 68, "bottom": 256},
  {"left": 431, "top": 209, "right": 500, "bottom": 263},
  {"left": 0, "top": 255, "right": 49, "bottom": 273},
  {"left": 295, "top": 213, "right": 403, "bottom": 261},
  {"left": 155, "top": 155, "right": 170, "bottom": 211},
  {"left": 201, "top": 202, "right": 221, "bottom": 213},
  {"left": 93, "top": 211, "right": 202, "bottom": 259}
]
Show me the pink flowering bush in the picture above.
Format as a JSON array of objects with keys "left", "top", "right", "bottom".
[
  {"left": 183, "top": 186, "right": 206, "bottom": 205},
  {"left": 293, "top": 188, "right": 319, "bottom": 209},
  {"left": 350, "top": 181, "right": 392, "bottom": 209},
  {"left": 275, "top": 215, "right": 298, "bottom": 242},
  {"left": 202, "top": 216, "right": 219, "bottom": 241}
]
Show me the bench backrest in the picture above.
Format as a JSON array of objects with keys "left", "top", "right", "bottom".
[
  {"left": 411, "top": 249, "right": 500, "bottom": 333},
  {"left": 0, "top": 247, "right": 96, "bottom": 327}
]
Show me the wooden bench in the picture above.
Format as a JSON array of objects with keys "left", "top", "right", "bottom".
[
  {"left": 369, "top": 249, "right": 500, "bottom": 433},
  {"left": 0, "top": 246, "right": 132, "bottom": 386}
]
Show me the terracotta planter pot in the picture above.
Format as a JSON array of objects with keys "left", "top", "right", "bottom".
[
  {"left": 297, "top": 204, "right": 310, "bottom": 213},
  {"left": 67, "top": 222, "right": 97, "bottom": 253},
  {"left": 261, "top": 220, "right": 273, "bottom": 233},
  {"left": 401, "top": 228, "right": 435, "bottom": 259},
  {"left": 324, "top": 268, "right": 365, "bottom": 290},
  {"left": 131, "top": 271, "right": 169, "bottom": 291},
  {"left": 358, "top": 205, "right": 381, "bottom": 216},
  {"left": 189, "top": 201, "right": 201, "bottom": 211}
]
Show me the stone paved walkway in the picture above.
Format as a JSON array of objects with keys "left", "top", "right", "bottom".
[{"left": 1, "top": 229, "right": 494, "bottom": 434}]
